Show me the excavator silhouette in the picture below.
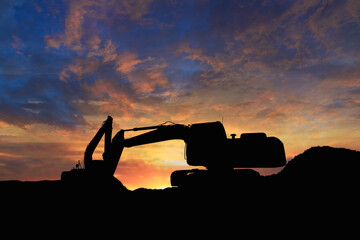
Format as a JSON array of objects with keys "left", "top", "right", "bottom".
[{"left": 61, "top": 116, "right": 286, "bottom": 188}]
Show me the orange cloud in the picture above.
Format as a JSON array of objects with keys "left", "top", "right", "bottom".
[
  {"left": 11, "top": 35, "right": 25, "bottom": 50},
  {"left": 63, "top": 3, "right": 87, "bottom": 50},
  {"left": 88, "top": 39, "right": 118, "bottom": 62},
  {"left": 58, "top": 57, "right": 100, "bottom": 82},
  {"left": 0, "top": 139, "right": 84, "bottom": 181},
  {"left": 179, "top": 42, "right": 226, "bottom": 73},
  {"left": 85, "top": 80, "right": 135, "bottom": 113},
  {"left": 69, "top": 58, "right": 100, "bottom": 77},
  {"left": 45, "top": 0, "right": 154, "bottom": 50},
  {"left": 44, "top": 34, "right": 61, "bottom": 49},
  {"left": 83, "top": 79, "right": 162, "bottom": 120},
  {"left": 116, "top": 52, "right": 144, "bottom": 74},
  {"left": 132, "top": 65, "right": 169, "bottom": 93}
]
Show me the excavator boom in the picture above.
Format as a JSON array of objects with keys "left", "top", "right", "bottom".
[{"left": 123, "top": 124, "right": 188, "bottom": 147}]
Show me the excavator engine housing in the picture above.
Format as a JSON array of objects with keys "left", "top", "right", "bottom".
[{"left": 185, "top": 122, "right": 286, "bottom": 169}]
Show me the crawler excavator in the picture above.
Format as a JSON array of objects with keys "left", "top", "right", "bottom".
[{"left": 61, "top": 116, "right": 286, "bottom": 188}]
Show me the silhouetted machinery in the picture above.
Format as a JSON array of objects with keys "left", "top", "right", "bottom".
[{"left": 61, "top": 116, "right": 286, "bottom": 187}]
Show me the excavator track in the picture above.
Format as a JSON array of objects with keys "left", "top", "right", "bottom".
[{"left": 170, "top": 168, "right": 260, "bottom": 188}]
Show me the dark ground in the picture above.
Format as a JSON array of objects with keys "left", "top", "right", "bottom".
[{"left": 1, "top": 146, "right": 359, "bottom": 233}]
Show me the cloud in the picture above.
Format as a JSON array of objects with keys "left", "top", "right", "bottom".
[
  {"left": 44, "top": 34, "right": 61, "bottom": 49},
  {"left": 179, "top": 43, "right": 225, "bottom": 74},
  {"left": 4, "top": 0, "right": 360, "bottom": 129},
  {"left": 121, "top": 0, "right": 154, "bottom": 21},
  {"left": 0, "top": 72, "right": 88, "bottom": 129},
  {"left": 88, "top": 39, "right": 117, "bottom": 62},
  {"left": 45, "top": 0, "right": 155, "bottom": 51},
  {"left": 45, "top": 0, "right": 100, "bottom": 51},
  {"left": 84, "top": 79, "right": 138, "bottom": 115},
  {"left": 11, "top": 34, "right": 26, "bottom": 51},
  {"left": 0, "top": 96, "right": 87, "bottom": 129},
  {"left": 126, "top": 61, "right": 170, "bottom": 94},
  {"left": 115, "top": 52, "right": 144, "bottom": 74},
  {"left": 0, "top": 139, "right": 83, "bottom": 180},
  {"left": 68, "top": 57, "right": 101, "bottom": 78}
]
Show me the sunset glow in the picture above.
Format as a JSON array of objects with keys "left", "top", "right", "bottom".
[{"left": 1, "top": 0, "right": 359, "bottom": 189}]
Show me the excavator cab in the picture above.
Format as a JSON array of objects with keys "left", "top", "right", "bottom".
[
  {"left": 184, "top": 122, "right": 227, "bottom": 168},
  {"left": 61, "top": 116, "right": 286, "bottom": 188}
]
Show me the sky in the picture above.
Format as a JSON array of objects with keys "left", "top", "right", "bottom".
[{"left": 0, "top": 0, "right": 359, "bottom": 189}]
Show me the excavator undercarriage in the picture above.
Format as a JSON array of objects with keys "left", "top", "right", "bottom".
[{"left": 61, "top": 116, "right": 286, "bottom": 188}]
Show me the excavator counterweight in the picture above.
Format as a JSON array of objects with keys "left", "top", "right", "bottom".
[{"left": 61, "top": 116, "right": 286, "bottom": 188}]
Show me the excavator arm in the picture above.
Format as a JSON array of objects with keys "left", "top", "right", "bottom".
[{"left": 84, "top": 116, "right": 112, "bottom": 170}]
